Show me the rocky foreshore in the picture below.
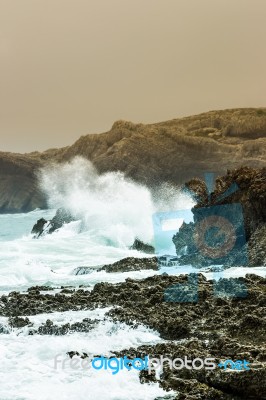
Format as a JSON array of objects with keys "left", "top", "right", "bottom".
[
  {"left": 0, "top": 256, "right": 265, "bottom": 399},
  {"left": 2, "top": 164, "right": 266, "bottom": 398},
  {"left": 174, "top": 167, "right": 266, "bottom": 268}
]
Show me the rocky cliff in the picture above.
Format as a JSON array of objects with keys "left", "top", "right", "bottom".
[
  {"left": 173, "top": 166, "right": 266, "bottom": 267},
  {"left": 0, "top": 153, "right": 47, "bottom": 213},
  {"left": 1, "top": 108, "right": 266, "bottom": 213}
]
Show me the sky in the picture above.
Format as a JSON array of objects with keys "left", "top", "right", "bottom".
[{"left": 0, "top": 0, "right": 266, "bottom": 153}]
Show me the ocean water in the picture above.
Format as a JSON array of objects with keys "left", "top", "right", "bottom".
[
  {"left": 0, "top": 207, "right": 174, "bottom": 399},
  {"left": 0, "top": 158, "right": 265, "bottom": 399}
]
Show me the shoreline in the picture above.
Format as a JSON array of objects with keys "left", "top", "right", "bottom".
[{"left": 1, "top": 256, "right": 265, "bottom": 399}]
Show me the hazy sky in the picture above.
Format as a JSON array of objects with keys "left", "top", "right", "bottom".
[{"left": 0, "top": 0, "right": 266, "bottom": 153}]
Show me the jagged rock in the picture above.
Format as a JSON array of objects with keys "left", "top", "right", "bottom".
[
  {"left": 173, "top": 222, "right": 195, "bottom": 255},
  {"left": 248, "top": 224, "right": 266, "bottom": 266},
  {"left": 34, "top": 318, "right": 99, "bottom": 335},
  {"left": 72, "top": 267, "right": 93, "bottom": 276},
  {"left": 130, "top": 238, "right": 155, "bottom": 254},
  {"left": 1, "top": 257, "right": 266, "bottom": 398},
  {"left": 112, "top": 333, "right": 266, "bottom": 399},
  {"left": 27, "top": 285, "right": 53, "bottom": 291},
  {"left": 48, "top": 208, "right": 75, "bottom": 234},
  {"left": 97, "top": 257, "right": 158, "bottom": 273},
  {"left": 8, "top": 316, "right": 32, "bottom": 328},
  {"left": 184, "top": 177, "right": 208, "bottom": 204},
  {"left": 31, "top": 218, "right": 48, "bottom": 238},
  {"left": 67, "top": 270, "right": 266, "bottom": 399},
  {"left": 200, "top": 167, "right": 266, "bottom": 239},
  {"left": 173, "top": 167, "right": 266, "bottom": 267},
  {"left": 31, "top": 208, "right": 75, "bottom": 238}
]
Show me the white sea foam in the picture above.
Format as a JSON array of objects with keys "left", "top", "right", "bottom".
[
  {"left": 0, "top": 158, "right": 265, "bottom": 399},
  {"left": 0, "top": 157, "right": 194, "bottom": 289},
  {"left": 39, "top": 157, "right": 193, "bottom": 248},
  {"left": 39, "top": 157, "right": 155, "bottom": 247},
  {"left": 0, "top": 308, "right": 169, "bottom": 400}
]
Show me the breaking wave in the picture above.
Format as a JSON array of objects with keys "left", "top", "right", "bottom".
[{"left": 38, "top": 157, "right": 193, "bottom": 248}]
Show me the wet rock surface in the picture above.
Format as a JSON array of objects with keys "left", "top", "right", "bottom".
[
  {"left": 198, "top": 167, "right": 266, "bottom": 238},
  {"left": 130, "top": 238, "right": 155, "bottom": 254},
  {"left": 111, "top": 338, "right": 266, "bottom": 399},
  {"left": 3, "top": 315, "right": 99, "bottom": 336},
  {"left": 1, "top": 258, "right": 265, "bottom": 398},
  {"left": 31, "top": 208, "right": 76, "bottom": 237},
  {"left": 1, "top": 271, "right": 265, "bottom": 341},
  {"left": 8, "top": 316, "right": 32, "bottom": 328},
  {"left": 46, "top": 266, "right": 264, "bottom": 399},
  {"left": 31, "top": 218, "right": 48, "bottom": 238},
  {"left": 97, "top": 256, "right": 158, "bottom": 273},
  {"left": 173, "top": 167, "right": 266, "bottom": 268},
  {"left": 31, "top": 318, "right": 99, "bottom": 336},
  {"left": 72, "top": 257, "right": 158, "bottom": 275},
  {"left": 248, "top": 224, "right": 266, "bottom": 267}
]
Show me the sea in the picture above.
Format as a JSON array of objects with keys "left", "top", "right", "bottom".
[{"left": 0, "top": 158, "right": 265, "bottom": 400}]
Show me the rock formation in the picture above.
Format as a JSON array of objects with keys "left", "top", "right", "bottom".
[
  {"left": 1, "top": 108, "right": 266, "bottom": 213},
  {"left": 31, "top": 208, "right": 75, "bottom": 237},
  {"left": 130, "top": 238, "right": 155, "bottom": 254},
  {"left": 1, "top": 270, "right": 265, "bottom": 399},
  {"left": 173, "top": 167, "right": 266, "bottom": 267}
]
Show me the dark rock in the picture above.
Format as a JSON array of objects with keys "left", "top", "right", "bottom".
[
  {"left": 27, "top": 285, "right": 54, "bottom": 291},
  {"left": 248, "top": 225, "right": 266, "bottom": 266},
  {"left": 1, "top": 271, "right": 266, "bottom": 344},
  {"left": 31, "top": 208, "right": 76, "bottom": 238},
  {"left": 72, "top": 267, "right": 94, "bottom": 276},
  {"left": 97, "top": 257, "right": 158, "bottom": 273},
  {"left": 114, "top": 339, "right": 265, "bottom": 399},
  {"left": 48, "top": 208, "right": 75, "bottom": 234},
  {"left": 173, "top": 167, "right": 266, "bottom": 267},
  {"left": 130, "top": 238, "right": 155, "bottom": 254},
  {"left": 67, "top": 351, "right": 80, "bottom": 359},
  {"left": 31, "top": 218, "right": 48, "bottom": 238},
  {"left": 8, "top": 316, "right": 32, "bottom": 328},
  {"left": 35, "top": 318, "right": 99, "bottom": 335},
  {"left": 60, "top": 288, "right": 75, "bottom": 294},
  {"left": 2, "top": 255, "right": 265, "bottom": 398}
]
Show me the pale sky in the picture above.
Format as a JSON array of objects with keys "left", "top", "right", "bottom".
[{"left": 0, "top": 0, "right": 265, "bottom": 153}]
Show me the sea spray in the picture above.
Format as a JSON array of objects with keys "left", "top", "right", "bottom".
[
  {"left": 38, "top": 157, "right": 194, "bottom": 248},
  {"left": 0, "top": 158, "right": 195, "bottom": 289}
]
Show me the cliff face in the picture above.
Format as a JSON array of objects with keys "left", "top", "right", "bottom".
[
  {"left": 0, "top": 153, "right": 47, "bottom": 213},
  {"left": 56, "top": 108, "right": 266, "bottom": 185},
  {"left": 173, "top": 166, "right": 266, "bottom": 267},
  {"left": 1, "top": 108, "right": 266, "bottom": 213}
]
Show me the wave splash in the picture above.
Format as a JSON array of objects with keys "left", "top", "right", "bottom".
[{"left": 39, "top": 157, "right": 193, "bottom": 248}]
